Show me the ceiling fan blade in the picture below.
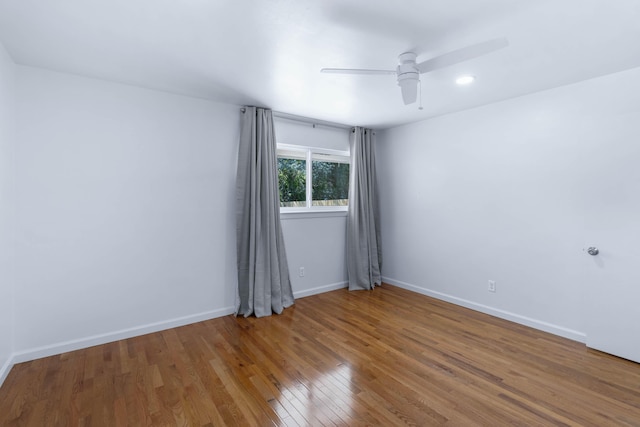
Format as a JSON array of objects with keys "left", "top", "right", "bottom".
[
  {"left": 321, "top": 68, "right": 396, "bottom": 75},
  {"left": 416, "top": 37, "right": 509, "bottom": 74}
]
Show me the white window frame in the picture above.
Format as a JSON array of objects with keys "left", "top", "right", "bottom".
[{"left": 277, "top": 143, "right": 350, "bottom": 214}]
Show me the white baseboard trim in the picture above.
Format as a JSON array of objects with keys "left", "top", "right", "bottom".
[
  {"left": 0, "top": 357, "right": 13, "bottom": 388},
  {"left": 382, "top": 277, "right": 586, "bottom": 343},
  {"left": 294, "top": 281, "right": 348, "bottom": 299},
  {"left": 10, "top": 306, "right": 236, "bottom": 366}
]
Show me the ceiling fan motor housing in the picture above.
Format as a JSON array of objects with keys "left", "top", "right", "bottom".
[
  {"left": 398, "top": 52, "right": 417, "bottom": 64},
  {"left": 396, "top": 52, "right": 420, "bottom": 85}
]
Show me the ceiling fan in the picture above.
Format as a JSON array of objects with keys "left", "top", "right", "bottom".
[{"left": 321, "top": 37, "right": 509, "bottom": 105}]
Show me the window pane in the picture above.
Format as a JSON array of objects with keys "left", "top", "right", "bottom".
[
  {"left": 312, "top": 154, "right": 349, "bottom": 207},
  {"left": 278, "top": 157, "right": 306, "bottom": 207}
]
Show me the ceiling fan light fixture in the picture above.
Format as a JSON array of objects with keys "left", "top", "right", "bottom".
[
  {"left": 456, "top": 75, "right": 475, "bottom": 85},
  {"left": 397, "top": 73, "right": 419, "bottom": 104}
]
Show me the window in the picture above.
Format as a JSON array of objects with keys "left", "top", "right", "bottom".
[
  {"left": 277, "top": 145, "right": 350, "bottom": 211},
  {"left": 277, "top": 148, "right": 307, "bottom": 208},
  {"left": 311, "top": 152, "right": 349, "bottom": 207}
]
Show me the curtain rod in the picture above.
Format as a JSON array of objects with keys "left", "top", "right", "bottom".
[{"left": 240, "top": 107, "right": 352, "bottom": 131}]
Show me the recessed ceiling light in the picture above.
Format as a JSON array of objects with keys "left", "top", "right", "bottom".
[{"left": 456, "top": 75, "right": 475, "bottom": 85}]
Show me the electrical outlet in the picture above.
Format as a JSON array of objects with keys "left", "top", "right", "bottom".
[
  {"left": 488, "top": 280, "right": 496, "bottom": 293},
  {"left": 299, "top": 267, "right": 305, "bottom": 277}
]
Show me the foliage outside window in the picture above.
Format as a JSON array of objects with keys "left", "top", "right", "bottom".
[
  {"left": 311, "top": 153, "right": 349, "bottom": 206},
  {"left": 277, "top": 146, "right": 349, "bottom": 210},
  {"left": 277, "top": 149, "right": 307, "bottom": 208}
]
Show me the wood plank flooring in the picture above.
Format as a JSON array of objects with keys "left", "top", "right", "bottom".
[{"left": 1, "top": 284, "right": 640, "bottom": 426}]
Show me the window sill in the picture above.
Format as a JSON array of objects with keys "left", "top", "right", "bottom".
[{"left": 280, "top": 209, "right": 348, "bottom": 220}]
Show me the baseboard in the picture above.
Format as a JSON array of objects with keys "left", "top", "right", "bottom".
[
  {"left": 10, "top": 306, "right": 236, "bottom": 366},
  {"left": 294, "top": 281, "right": 348, "bottom": 299},
  {"left": 0, "top": 356, "right": 13, "bottom": 388},
  {"left": 382, "top": 277, "right": 586, "bottom": 343}
]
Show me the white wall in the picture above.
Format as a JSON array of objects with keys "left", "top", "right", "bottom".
[
  {"left": 281, "top": 214, "right": 348, "bottom": 297},
  {"left": 377, "top": 66, "right": 640, "bottom": 342},
  {"left": 0, "top": 41, "right": 16, "bottom": 382},
  {"left": 275, "top": 118, "right": 350, "bottom": 297},
  {"left": 13, "top": 66, "right": 240, "bottom": 359}
]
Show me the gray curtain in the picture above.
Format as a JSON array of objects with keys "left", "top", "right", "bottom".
[
  {"left": 347, "top": 127, "right": 382, "bottom": 290},
  {"left": 236, "top": 106, "right": 294, "bottom": 317}
]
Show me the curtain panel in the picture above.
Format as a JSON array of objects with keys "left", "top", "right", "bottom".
[
  {"left": 235, "top": 107, "right": 294, "bottom": 317},
  {"left": 347, "top": 127, "right": 382, "bottom": 290}
]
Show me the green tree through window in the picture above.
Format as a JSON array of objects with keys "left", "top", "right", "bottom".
[
  {"left": 312, "top": 160, "right": 349, "bottom": 206},
  {"left": 278, "top": 158, "right": 306, "bottom": 207}
]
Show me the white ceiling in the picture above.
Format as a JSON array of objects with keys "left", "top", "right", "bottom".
[{"left": 1, "top": 0, "right": 639, "bottom": 128}]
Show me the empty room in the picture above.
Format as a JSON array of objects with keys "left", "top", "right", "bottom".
[{"left": 1, "top": 0, "right": 640, "bottom": 425}]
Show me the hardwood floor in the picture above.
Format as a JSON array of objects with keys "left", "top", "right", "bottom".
[{"left": 2, "top": 284, "right": 640, "bottom": 426}]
